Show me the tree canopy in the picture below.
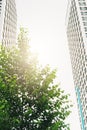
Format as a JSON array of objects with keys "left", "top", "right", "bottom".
[{"left": 0, "top": 28, "right": 71, "bottom": 130}]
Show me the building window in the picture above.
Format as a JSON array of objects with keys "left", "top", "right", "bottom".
[
  {"left": 79, "top": 2, "right": 86, "bottom": 6},
  {"left": 82, "top": 17, "right": 87, "bottom": 20},
  {"left": 83, "top": 22, "right": 87, "bottom": 26},
  {"left": 80, "top": 7, "right": 87, "bottom": 10}
]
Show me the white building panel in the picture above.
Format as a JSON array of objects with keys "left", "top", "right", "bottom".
[
  {"left": 0, "top": 0, "right": 17, "bottom": 46},
  {"left": 66, "top": 0, "right": 87, "bottom": 130}
]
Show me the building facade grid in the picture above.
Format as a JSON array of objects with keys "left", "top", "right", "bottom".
[
  {"left": 0, "top": 0, "right": 17, "bottom": 46},
  {"left": 67, "top": 0, "right": 87, "bottom": 129}
]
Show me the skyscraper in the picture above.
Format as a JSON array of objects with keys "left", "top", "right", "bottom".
[
  {"left": 0, "top": 0, "right": 17, "bottom": 46},
  {"left": 66, "top": 0, "right": 87, "bottom": 130}
]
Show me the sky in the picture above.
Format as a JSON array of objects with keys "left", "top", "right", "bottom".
[{"left": 16, "top": 0, "right": 81, "bottom": 129}]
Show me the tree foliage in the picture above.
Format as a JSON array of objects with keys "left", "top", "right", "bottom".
[{"left": 0, "top": 28, "right": 71, "bottom": 130}]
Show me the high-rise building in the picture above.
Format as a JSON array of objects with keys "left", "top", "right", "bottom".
[
  {"left": 66, "top": 0, "right": 87, "bottom": 130},
  {"left": 0, "top": 0, "right": 17, "bottom": 46}
]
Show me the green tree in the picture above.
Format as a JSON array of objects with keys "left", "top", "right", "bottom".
[{"left": 0, "top": 28, "right": 71, "bottom": 130}]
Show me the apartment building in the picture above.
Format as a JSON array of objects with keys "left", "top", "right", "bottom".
[
  {"left": 0, "top": 0, "right": 17, "bottom": 46},
  {"left": 66, "top": 0, "right": 87, "bottom": 129}
]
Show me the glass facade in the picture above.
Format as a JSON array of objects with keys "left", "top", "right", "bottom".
[
  {"left": 0, "top": 0, "right": 2, "bottom": 15},
  {"left": 75, "top": 87, "right": 86, "bottom": 130},
  {"left": 0, "top": 0, "right": 17, "bottom": 46},
  {"left": 66, "top": 0, "right": 87, "bottom": 129}
]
